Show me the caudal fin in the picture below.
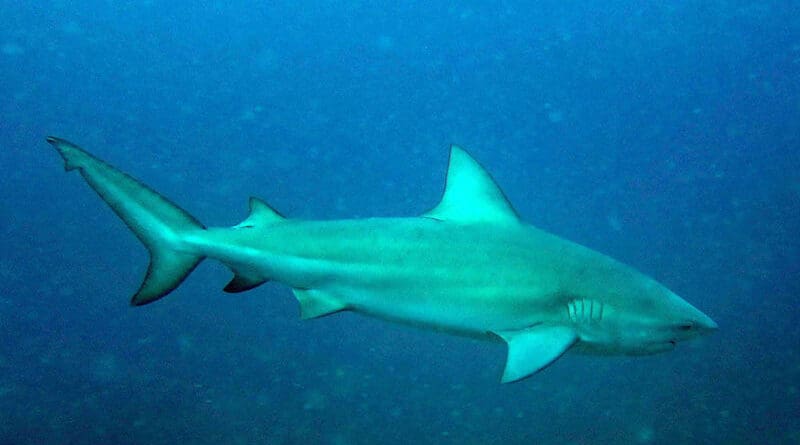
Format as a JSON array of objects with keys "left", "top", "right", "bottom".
[{"left": 46, "top": 136, "right": 205, "bottom": 305}]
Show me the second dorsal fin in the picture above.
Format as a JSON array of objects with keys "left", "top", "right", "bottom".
[{"left": 233, "top": 197, "right": 284, "bottom": 229}]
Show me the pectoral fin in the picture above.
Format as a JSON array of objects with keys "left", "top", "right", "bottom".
[{"left": 494, "top": 325, "right": 577, "bottom": 383}]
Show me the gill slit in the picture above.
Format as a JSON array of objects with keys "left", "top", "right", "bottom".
[{"left": 566, "top": 299, "right": 605, "bottom": 324}]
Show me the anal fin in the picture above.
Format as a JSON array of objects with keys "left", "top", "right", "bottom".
[
  {"left": 292, "top": 288, "right": 347, "bottom": 320},
  {"left": 223, "top": 272, "right": 267, "bottom": 293},
  {"left": 494, "top": 325, "right": 577, "bottom": 383}
]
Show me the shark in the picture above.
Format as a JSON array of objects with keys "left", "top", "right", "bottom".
[{"left": 45, "top": 136, "right": 717, "bottom": 382}]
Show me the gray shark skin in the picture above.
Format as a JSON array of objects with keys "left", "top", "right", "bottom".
[{"left": 45, "top": 136, "right": 717, "bottom": 383}]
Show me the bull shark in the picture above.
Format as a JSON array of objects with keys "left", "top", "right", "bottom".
[{"left": 45, "top": 136, "right": 717, "bottom": 382}]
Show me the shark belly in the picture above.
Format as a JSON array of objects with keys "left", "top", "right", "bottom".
[{"left": 197, "top": 218, "right": 561, "bottom": 336}]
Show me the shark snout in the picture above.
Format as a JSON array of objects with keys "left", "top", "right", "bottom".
[
  {"left": 695, "top": 311, "right": 718, "bottom": 333},
  {"left": 680, "top": 305, "right": 717, "bottom": 337},
  {"left": 669, "top": 290, "right": 718, "bottom": 334}
]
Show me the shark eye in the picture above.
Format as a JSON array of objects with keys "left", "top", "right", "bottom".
[{"left": 678, "top": 323, "right": 694, "bottom": 331}]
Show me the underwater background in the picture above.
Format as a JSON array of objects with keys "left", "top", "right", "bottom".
[{"left": 1, "top": 1, "right": 798, "bottom": 444}]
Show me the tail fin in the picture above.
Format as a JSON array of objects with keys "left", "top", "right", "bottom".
[{"left": 46, "top": 136, "right": 205, "bottom": 306}]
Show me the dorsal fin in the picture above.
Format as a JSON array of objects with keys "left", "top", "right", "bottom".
[
  {"left": 233, "top": 197, "right": 284, "bottom": 229},
  {"left": 423, "top": 146, "right": 519, "bottom": 225}
]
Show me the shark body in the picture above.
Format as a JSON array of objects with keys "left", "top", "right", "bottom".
[{"left": 45, "top": 137, "right": 716, "bottom": 382}]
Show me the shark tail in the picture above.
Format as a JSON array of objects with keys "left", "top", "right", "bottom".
[{"left": 46, "top": 136, "right": 206, "bottom": 306}]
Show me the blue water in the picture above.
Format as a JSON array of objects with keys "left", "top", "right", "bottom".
[{"left": 1, "top": 1, "right": 798, "bottom": 443}]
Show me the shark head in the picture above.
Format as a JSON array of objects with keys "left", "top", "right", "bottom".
[
  {"left": 620, "top": 295, "right": 716, "bottom": 356},
  {"left": 576, "top": 278, "right": 718, "bottom": 355},
  {"left": 571, "top": 272, "right": 718, "bottom": 356}
]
